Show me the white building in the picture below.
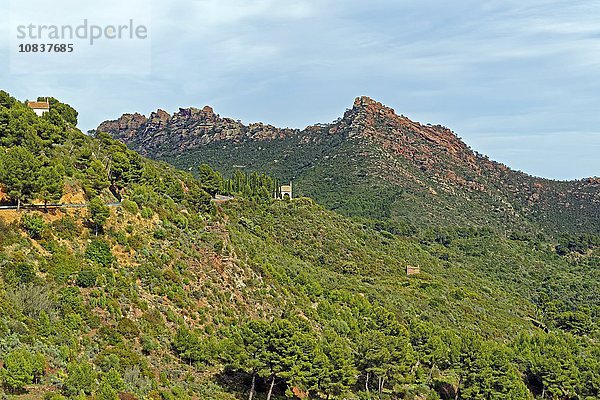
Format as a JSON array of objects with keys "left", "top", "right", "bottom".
[
  {"left": 278, "top": 182, "right": 293, "bottom": 199},
  {"left": 27, "top": 100, "right": 50, "bottom": 116}
]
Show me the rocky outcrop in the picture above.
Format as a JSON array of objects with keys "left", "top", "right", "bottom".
[{"left": 97, "top": 106, "right": 299, "bottom": 157}]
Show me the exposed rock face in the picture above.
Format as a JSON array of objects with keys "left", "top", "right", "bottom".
[
  {"left": 97, "top": 96, "right": 600, "bottom": 234},
  {"left": 98, "top": 113, "right": 147, "bottom": 136},
  {"left": 98, "top": 106, "right": 299, "bottom": 157}
]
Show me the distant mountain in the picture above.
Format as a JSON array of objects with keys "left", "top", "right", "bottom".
[{"left": 98, "top": 97, "right": 600, "bottom": 234}]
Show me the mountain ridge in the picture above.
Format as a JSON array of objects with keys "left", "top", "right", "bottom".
[
  {"left": 99, "top": 95, "right": 597, "bottom": 182},
  {"left": 97, "top": 96, "right": 600, "bottom": 234}
]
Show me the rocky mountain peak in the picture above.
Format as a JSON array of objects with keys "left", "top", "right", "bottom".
[
  {"left": 152, "top": 109, "right": 171, "bottom": 119},
  {"left": 353, "top": 95, "right": 391, "bottom": 110},
  {"left": 202, "top": 105, "right": 214, "bottom": 114},
  {"left": 149, "top": 109, "right": 171, "bottom": 126},
  {"left": 351, "top": 96, "right": 397, "bottom": 118}
]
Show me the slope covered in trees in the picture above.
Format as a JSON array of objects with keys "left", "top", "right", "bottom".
[{"left": 0, "top": 91, "right": 599, "bottom": 399}]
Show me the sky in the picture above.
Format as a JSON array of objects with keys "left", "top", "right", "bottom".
[{"left": 0, "top": 0, "right": 599, "bottom": 180}]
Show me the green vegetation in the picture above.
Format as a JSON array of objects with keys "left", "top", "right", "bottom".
[
  {"left": 0, "top": 90, "right": 598, "bottom": 399},
  {"left": 89, "top": 198, "right": 110, "bottom": 235},
  {"left": 20, "top": 213, "right": 45, "bottom": 238}
]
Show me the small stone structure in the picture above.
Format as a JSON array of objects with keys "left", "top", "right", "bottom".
[
  {"left": 406, "top": 265, "right": 420, "bottom": 276},
  {"left": 277, "top": 182, "right": 293, "bottom": 199}
]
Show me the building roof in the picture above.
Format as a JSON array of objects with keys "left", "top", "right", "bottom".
[{"left": 27, "top": 101, "right": 50, "bottom": 109}]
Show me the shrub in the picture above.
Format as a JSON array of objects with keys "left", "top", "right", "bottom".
[
  {"left": 97, "top": 379, "right": 119, "bottom": 400},
  {"left": 153, "top": 228, "right": 167, "bottom": 240},
  {"left": 51, "top": 215, "right": 80, "bottom": 240},
  {"left": 99, "top": 326, "right": 124, "bottom": 346},
  {"left": 123, "top": 365, "right": 154, "bottom": 396},
  {"left": 43, "top": 393, "right": 67, "bottom": 400},
  {"left": 102, "top": 368, "right": 126, "bottom": 392},
  {"left": 47, "top": 248, "right": 80, "bottom": 284},
  {"left": 0, "top": 348, "right": 45, "bottom": 393},
  {"left": 63, "top": 361, "right": 96, "bottom": 396},
  {"left": 171, "top": 213, "right": 188, "bottom": 229},
  {"left": 96, "top": 346, "right": 144, "bottom": 372},
  {"left": 0, "top": 347, "right": 33, "bottom": 393},
  {"left": 121, "top": 199, "right": 139, "bottom": 215},
  {"left": 21, "top": 213, "right": 45, "bottom": 238},
  {"left": 112, "top": 230, "right": 128, "bottom": 246},
  {"left": 116, "top": 318, "right": 140, "bottom": 339},
  {"left": 85, "top": 240, "right": 115, "bottom": 267},
  {"left": 140, "top": 207, "right": 153, "bottom": 219},
  {"left": 58, "top": 287, "right": 84, "bottom": 314},
  {"left": 2, "top": 262, "right": 35, "bottom": 285},
  {"left": 7, "top": 284, "right": 55, "bottom": 318},
  {"left": 140, "top": 335, "right": 157, "bottom": 354},
  {"left": 76, "top": 268, "right": 98, "bottom": 288}
]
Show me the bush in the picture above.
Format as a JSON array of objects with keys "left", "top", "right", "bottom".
[
  {"left": 44, "top": 393, "right": 67, "bottom": 400},
  {"left": 47, "top": 248, "right": 80, "bottom": 284},
  {"left": 2, "top": 262, "right": 35, "bottom": 285},
  {"left": 58, "top": 287, "right": 84, "bottom": 314},
  {"left": 63, "top": 361, "right": 96, "bottom": 396},
  {"left": 1, "top": 348, "right": 32, "bottom": 392},
  {"left": 0, "top": 347, "right": 44, "bottom": 393},
  {"left": 102, "top": 368, "right": 126, "bottom": 392},
  {"left": 123, "top": 365, "right": 154, "bottom": 396},
  {"left": 171, "top": 213, "right": 188, "bottom": 229},
  {"left": 85, "top": 240, "right": 115, "bottom": 267},
  {"left": 140, "top": 207, "right": 153, "bottom": 219},
  {"left": 116, "top": 318, "right": 140, "bottom": 339},
  {"left": 21, "top": 213, "right": 45, "bottom": 238},
  {"left": 153, "top": 228, "right": 167, "bottom": 240},
  {"left": 76, "top": 268, "right": 98, "bottom": 288},
  {"left": 51, "top": 215, "right": 81, "bottom": 240},
  {"left": 112, "top": 230, "right": 128, "bottom": 246},
  {"left": 7, "top": 284, "right": 55, "bottom": 318},
  {"left": 121, "top": 199, "right": 139, "bottom": 215}
]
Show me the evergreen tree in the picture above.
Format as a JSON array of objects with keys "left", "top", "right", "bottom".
[
  {"left": 198, "top": 163, "right": 222, "bottom": 196},
  {"left": 0, "top": 146, "right": 41, "bottom": 210},
  {"left": 37, "top": 163, "right": 64, "bottom": 211},
  {"left": 184, "top": 182, "right": 213, "bottom": 213},
  {"left": 85, "top": 159, "right": 110, "bottom": 196},
  {"left": 311, "top": 330, "right": 357, "bottom": 398},
  {"left": 225, "top": 320, "right": 271, "bottom": 400},
  {"left": 89, "top": 197, "right": 110, "bottom": 235},
  {"left": 40, "top": 96, "right": 78, "bottom": 125}
]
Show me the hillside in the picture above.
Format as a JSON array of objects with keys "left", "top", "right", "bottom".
[
  {"left": 98, "top": 97, "right": 600, "bottom": 235},
  {"left": 0, "top": 90, "right": 599, "bottom": 399}
]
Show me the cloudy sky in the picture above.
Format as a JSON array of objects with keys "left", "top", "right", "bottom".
[{"left": 1, "top": 0, "right": 599, "bottom": 180}]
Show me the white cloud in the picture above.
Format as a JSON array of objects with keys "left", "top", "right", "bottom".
[{"left": 0, "top": 0, "right": 598, "bottom": 179}]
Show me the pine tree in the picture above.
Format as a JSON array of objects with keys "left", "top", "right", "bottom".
[
  {"left": 37, "top": 163, "right": 64, "bottom": 211},
  {"left": 0, "top": 146, "right": 41, "bottom": 210},
  {"left": 63, "top": 361, "right": 96, "bottom": 397},
  {"left": 312, "top": 330, "right": 357, "bottom": 399},
  {"left": 225, "top": 320, "right": 271, "bottom": 400},
  {"left": 89, "top": 197, "right": 110, "bottom": 235},
  {"left": 85, "top": 159, "right": 110, "bottom": 196},
  {"left": 198, "top": 164, "right": 222, "bottom": 196}
]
